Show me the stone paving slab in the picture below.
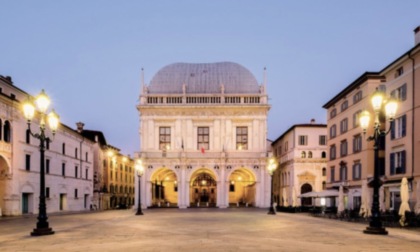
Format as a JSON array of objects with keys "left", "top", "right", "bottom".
[{"left": 0, "top": 208, "right": 419, "bottom": 252}]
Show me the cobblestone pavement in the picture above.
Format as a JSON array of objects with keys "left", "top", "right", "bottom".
[{"left": 0, "top": 208, "right": 419, "bottom": 252}]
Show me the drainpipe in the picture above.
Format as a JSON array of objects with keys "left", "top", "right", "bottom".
[{"left": 408, "top": 53, "right": 415, "bottom": 183}]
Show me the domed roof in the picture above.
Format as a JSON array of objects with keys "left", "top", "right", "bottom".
[{"left": 148, "top": 62, "right": 260, "bottom": 94}]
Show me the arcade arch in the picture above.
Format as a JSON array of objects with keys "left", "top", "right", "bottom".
[
  {"left": 150, "top": 167, "right": 178, "bottom": 207},
  {"left": 0, "top": 155, "right": 10, "bottom": 213},
  {"left": 189, "top": 168, "right": 217, "bottom": 207},
  {"left": 227, "top": 167, "right": 256, "bottom": 207}
]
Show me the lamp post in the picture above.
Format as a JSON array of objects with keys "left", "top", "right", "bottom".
[
  {"left": 267, "top": 157, "right": 277, "bottom": 215},
  {"left": 22, "top": 89, "right": 60, "bottom": 236},
  {"left": 359, "top": 88, "right": 398, "bottom": 235},
  {"left": 135, "top": 160, "right": 145, "bottom": 215}
]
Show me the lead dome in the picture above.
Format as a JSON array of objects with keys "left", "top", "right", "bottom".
[{"left": 148, "top": 62, "right": 260, "bottom": 94}]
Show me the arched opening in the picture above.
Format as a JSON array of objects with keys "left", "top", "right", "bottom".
[
  {"left": 3, "top": 121, "right": 11, "bottom": 143},
  {"left": 301, "top": 183, "right": 313, "bottom": 206},
  {"left": 0, "top": 155, "right": 10, "bottom": 213},
  {"left": 151, "top": 168, "right": 178, "bottom": 207},
  {"left": 321, "top": 151, "right": 326, "bottom": 158},
  {"left": 228, "top": 168, "right": 256, "bottom": 207},
  {"left": 190, "top": 168, "right": 217, "bottom": 207},
  {"left": 308, "top": 151, "right": 313, "bottom": 158},
  {"left": 301, "top": 151, "right": 306, "bottom": 158}
]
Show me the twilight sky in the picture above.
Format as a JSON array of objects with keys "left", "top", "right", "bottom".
[{"left": 1, "top": 0, "right": 419, "bottom": 155}]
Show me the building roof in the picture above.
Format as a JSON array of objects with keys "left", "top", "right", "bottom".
[
  {"left": 148, "top": 62, "right": 260, "bottom": 94},
  {"left": 322, "top": 72, "right": 383, "bottom": 109},
  {"left": 80, "top": 130, "right": 108, "bottom": 146},
  {"left": 271, "top": 123, "right": 327, "bottom": 145}
]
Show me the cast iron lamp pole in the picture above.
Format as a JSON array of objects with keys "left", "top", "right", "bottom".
[
  {"left": 267, "top": 157, "right": 277, "bottom": 215},
  {"left": 135, "top": 160, "right": 145, "bottom": 215},
  {"left": 22, "top": 90, "right": 60, "bottom": 236},
  {"left": 359, "top": 89, "right": 398, "bottom": 235}
]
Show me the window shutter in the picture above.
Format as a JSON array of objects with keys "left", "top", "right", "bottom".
[
  {"left": 390, "top": 153, "right": 395, "bottom": 175},
  {"left": 402, "top": 115, "right": 406, "bottom": 137},
  {"left": 401, "top": 84, "right": 407, "bottom": 100},
  {"left": 401, "top": 150, "right": 406, "bottom": 173},
  {"left": 391, "top": 122, "right": 395, "bottom": 140}
]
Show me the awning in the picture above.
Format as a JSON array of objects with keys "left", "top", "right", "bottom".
[{"left": 298, "top": 190, "right": 341, "bottom": 198}]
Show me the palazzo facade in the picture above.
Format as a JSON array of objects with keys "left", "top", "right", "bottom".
[{"left": 136, "top": 62, "right": 272, "bottom": 208}]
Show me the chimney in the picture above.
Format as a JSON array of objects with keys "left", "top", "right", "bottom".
[
  {"left": 415, "top": 26, "right": 420, "bottom": 46},
  {"left": 76, "top": 122, "right": 85, "bottom": 133},
  {"left": 310, "top": 118, "right": 316, "bottom": 124}
]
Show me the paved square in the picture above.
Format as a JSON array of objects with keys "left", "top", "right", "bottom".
[{"left": 0, "top": 208, "right": 419, "bottom": 251}]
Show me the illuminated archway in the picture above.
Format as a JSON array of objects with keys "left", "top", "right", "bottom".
[
  {"left": 0, "top": 155, "right": 10, "bottom": 213},
  {"left": 150, "top": 168, "right": 178, "bottom": 207},
  {"left": 189, "top": 168, "right": 217, "bottom": 207},
  {"left": 227, "top": 167, "right": 256, "bottom": 207}
]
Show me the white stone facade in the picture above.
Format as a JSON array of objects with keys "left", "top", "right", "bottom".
[
  {"left": 0, "top": 76, "right": 94, "bottom": 216},
  {"left": 136, "top": 62, "right": 272, "bottom": 208}
]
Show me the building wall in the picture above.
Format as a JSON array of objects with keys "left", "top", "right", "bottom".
[
  {"left": 0, "top": 76, "right": 94, "bottom": 216},
  {"left": 272, "top": 123, "right": 327, "bottom": 206}
]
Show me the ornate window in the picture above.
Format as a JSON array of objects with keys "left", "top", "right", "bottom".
[
  {"left": 159, "top": 127, "right": 171, "bottom": 150},
  {"left": 236, "top": 127, "right": 248, "bottom": 150},
  {"left": 197, "top": 127, "right": 209, "bottom": 150}
]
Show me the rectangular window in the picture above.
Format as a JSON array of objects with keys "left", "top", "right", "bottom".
[
  {"left": 85, "top": 152, "right": 88, "bottom": 162},
  {"left": 229, "top": 183, "right": 235, "bottom": 192},
  {"left": 353, "top": 134, "right": 362, "bottom": 153},
  {"left": 390, "top": 150, "right": 406, "bottom": 175},
  {"left": 394, "top": 83, "right": 407, "bottom": 101},
  {"left": 330, "top": 145, "right": 336, "bottom": 160},
  {"left": 159, "top": 127, "right": 171, "bottom": 150},
  {"left": 353, "top": 162, "right": 361, "bottom": 180},
  {"left": 395, "top": 67, "right": 404, "bottom": 77},
  {"left": 319, "top": 135, "right": 327, "bottom": 146},
  {"left": 353, "top": 110, "right": 362, "bottom": 128},
  {"left": 46, "top": 140, "right": 49, "bottom": 150},
  {"left": 46, "top": 187, "right": 50, "bottom": 198},
  {"left": 340, "top": 140, "right": 348, "bottom": 157},
  {"left": 236, "top": 127, "right": 248, "bottom": 150},
  {"left": 340, "top": 164, "right": 347, "bottom": 181},
  {"left": 75, "top": 189, "right": 78, "bottom": 198},
  {"left": 46, "top": 159, "right": 50, "bottom": 174},
  {"left": 330, "top": 125, "right": 337, "bottom": 138},
  {"left": 341, "top": 100, "right": 348, "bottom": 112},
  {"left": 285, "top": 141, "right": 288, "bottom": 151},
  {"left": 62, "top": 163, "right": 66, "bottom": 176},
  {"left": 330, "top": 167, "right": 335, "bottom": 183},
  {"left": 298, "top": 135, "right": 308, "bottom": 146},
  {"left": 62, "top": 143, "right": 66, "bottom": 155},
  {"left": 330, "top": 108, "right": 337, "bottom": 119},
  {"left": 391, "top": 114, "right": 406, "bottom": 139},
  {"left": 353, "top": 90, "right": 363, "bottom": 104},
  {"left": 75, "top": 166, "right": 78, "bottom": 178},
  {"left": 75, "top": 148, "right": 78, "bottom": 159},
  {"left": 340, "top": 118, "right": 348, "bottom": 134},
  {"left": 86, "top": 169, "right": 88, "bottom": 179},
  {"left": 25, "top": 154, "right": 31, "bottom": 171},
  {"left": 197, "top": 127, "right": 209, "bottom": 150}
]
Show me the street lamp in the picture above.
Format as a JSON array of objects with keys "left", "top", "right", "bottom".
[
  {"left": 135, "top": 159, "right": 145, "bottom": 215},
  {"left": 22, "top": 89, "right": 60, "bottom": 236},
  {"left": 359, "top": 88, "right": 397, "bottom": 235},
  {"left": 267, "top": 157, "right": 277, "bottom": 215}
]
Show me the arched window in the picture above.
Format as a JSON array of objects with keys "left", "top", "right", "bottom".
[
  {"left": 322, "top": 167, "right": 327, "bottom": 176},
  {"left": 321, "top": 151, "right": 326, "bottom": 158},
  {"left": 322, "top": 181, "right": 326, "bottom": 190},
  {"left": 308, "top": 151, "right": 313, "bottom": 158},
  {"left": 3, "top": 120, "right": 11, "bottom": 143},
  {"left": 301, "top": 151, "right": 306, "bottom": 158}
]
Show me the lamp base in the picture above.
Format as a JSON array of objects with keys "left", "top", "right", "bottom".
[
  {"left": 363, "top": 226, "right": 388, "bottom": 235},
  {"left": 267, "top": 207, "right": 276, "bottom": 215},
  {"left": 31, "top": 227, "right": 55, "bottom": 236},
  {"left": 135, "top": 209, "right": 144, "bottom": 215}
]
